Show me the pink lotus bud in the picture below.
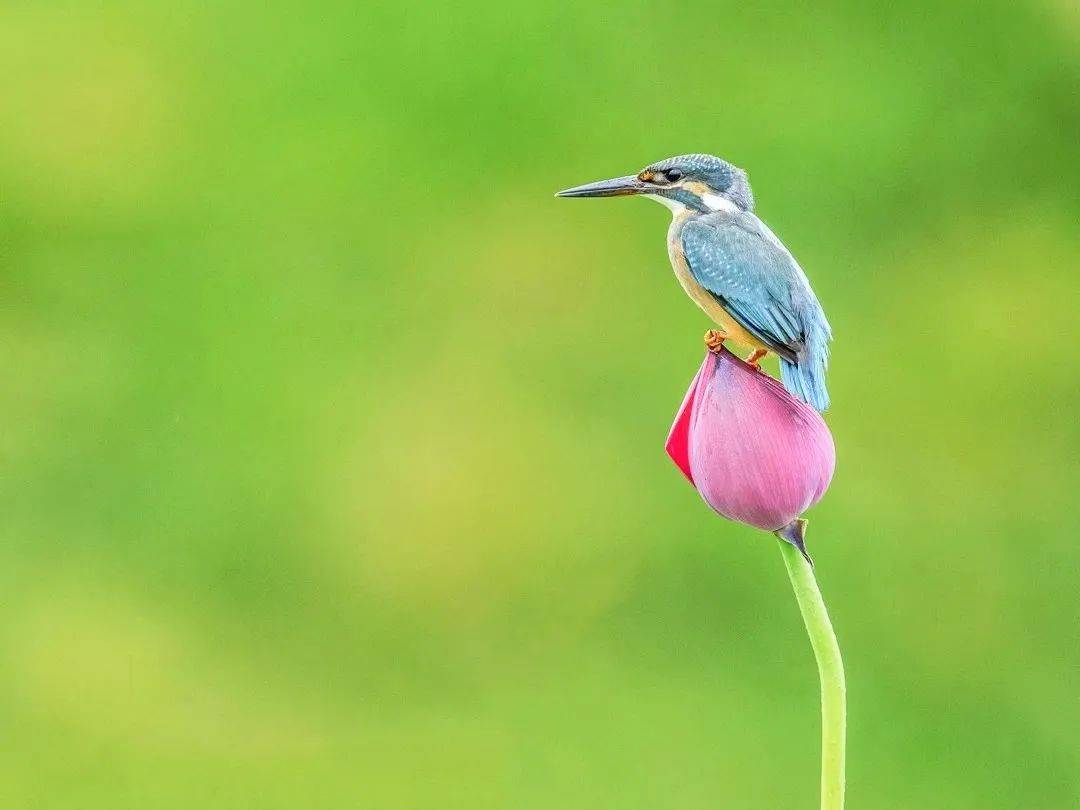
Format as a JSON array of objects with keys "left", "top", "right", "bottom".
[{"left": 666, "top": 349, "right": 835, "bottom": 559}]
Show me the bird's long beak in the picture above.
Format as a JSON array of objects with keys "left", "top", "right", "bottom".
[{"left": 555, "top": 174, "right": 647, "bottom": 198}]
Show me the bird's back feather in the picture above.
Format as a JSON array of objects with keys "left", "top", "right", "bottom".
[{"left": 679, "top": 212, "right": 832, "bottom": 410}]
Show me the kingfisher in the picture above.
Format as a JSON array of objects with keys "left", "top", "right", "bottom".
[{"left": 557, "top": 154, "right": 832, "bottom": 411}]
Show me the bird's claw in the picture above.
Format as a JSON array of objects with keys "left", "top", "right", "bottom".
[
  {"left": 745, "top": 349, "right": 768, "bottom": 370},
  {"left": 704, "top": 329, "right": 728, "bottom": 354}
]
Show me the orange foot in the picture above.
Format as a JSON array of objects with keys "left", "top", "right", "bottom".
[
  {"left": 745, "top": 349, "right": 768, "bottom": 370},
  {"left": 704, "top": 329, "right": 728, "bottom": 354}
]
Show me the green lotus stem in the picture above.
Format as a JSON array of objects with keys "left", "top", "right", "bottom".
[{"left": 778, "top": 537, "right": 846, "bottom": 810}]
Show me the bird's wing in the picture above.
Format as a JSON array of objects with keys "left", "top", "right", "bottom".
[{"left": 680, "top": 213, "right": 807, "bottom": 363}]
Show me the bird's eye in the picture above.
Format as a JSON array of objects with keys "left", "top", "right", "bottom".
[{"left": 663, "top": 169, "right": 683, "bottom": 182}]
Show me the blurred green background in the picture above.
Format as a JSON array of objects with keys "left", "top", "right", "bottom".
[{"left": 2, "top": 1, "right": 1078, "bottom": 807}]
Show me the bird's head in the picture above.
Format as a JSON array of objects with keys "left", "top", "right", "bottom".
[{"left": 556, "top": 153, "right": 754, "bottom": 214}]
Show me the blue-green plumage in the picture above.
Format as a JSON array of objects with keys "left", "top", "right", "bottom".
[
  {"left": 557, "top": 153, "right": 832, "bottom": 411},
  {"left": 680, "top": 212, "right": 832, "bottom": 411}
]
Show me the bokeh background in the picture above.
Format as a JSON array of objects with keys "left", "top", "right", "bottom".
[{"left": 2, "top": 1, "right": 1079, "bottom": 807}]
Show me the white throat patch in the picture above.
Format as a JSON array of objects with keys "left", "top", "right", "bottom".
[
  {"left": 645, "top": 190, "right": 739, "bottom": 217},
  {"left": 701, "top": 192, "right": 739, "bottom": 213},
  {"left": 644, "top": 193, "right": 687, "bottom": 215}
]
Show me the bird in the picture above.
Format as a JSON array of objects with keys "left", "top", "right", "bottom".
[{"left": 556, "top": 153, "right": 832, "bottom": 411}]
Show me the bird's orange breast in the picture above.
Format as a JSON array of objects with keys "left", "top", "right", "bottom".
[{"left": 666, "top": 227, "right": 768, "bottom": 352}]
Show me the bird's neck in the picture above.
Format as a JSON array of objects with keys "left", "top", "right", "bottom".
[
  {"left": 699, "top": 192, "right": 741, "bottom": 213},
  {"left": 647, "top": 188, "right": 741, "bottom": 218}
]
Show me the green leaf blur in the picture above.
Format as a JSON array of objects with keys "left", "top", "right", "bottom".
[{"left": 2, "top": 1, "right": 1078, "bottom": 807}]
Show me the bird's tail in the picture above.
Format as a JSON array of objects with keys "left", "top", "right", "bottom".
[{"left": 780, "top": 322, "right": 831, "bottom": 412}]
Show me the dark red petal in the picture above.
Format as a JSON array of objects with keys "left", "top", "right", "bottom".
[{"left": 665, "top": 355, "right": 710, "bottom": 486}]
